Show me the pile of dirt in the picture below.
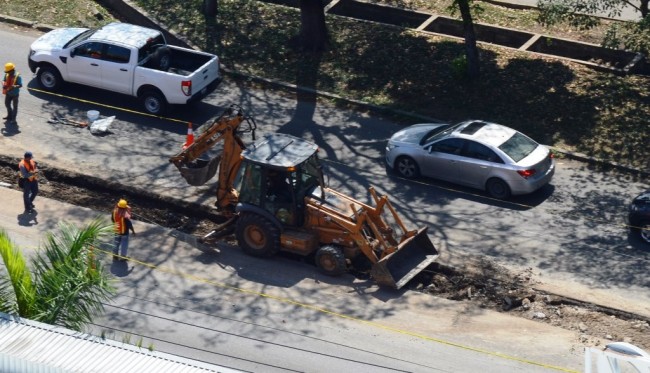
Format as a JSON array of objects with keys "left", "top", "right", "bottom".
[
  {"left": 1, "top": 160, "right": 648, "bottom": 351},
  {"left": 413, "top": 258, "right": 650, "bottom": 350}
]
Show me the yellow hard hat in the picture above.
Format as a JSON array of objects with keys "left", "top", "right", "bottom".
[
  {"left": 4, "top": 62, "right": 15, "bottom": 73},
  {"left": 117, "top": 199, "right": 128, "bottom": 208}
]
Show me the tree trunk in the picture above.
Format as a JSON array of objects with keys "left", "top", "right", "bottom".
[
  {"left": 202, "top": 0, "right": 217, "bottom": 17},
  {"left": 457, "top": 0, "right": 480, "bottom": 79},
  {"left": 292, "top": 0, "right": 329, "bottom": 52}
]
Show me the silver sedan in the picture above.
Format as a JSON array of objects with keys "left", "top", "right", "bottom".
[{"left": 385, "top": 120, "right": 555, "bottom": 199}]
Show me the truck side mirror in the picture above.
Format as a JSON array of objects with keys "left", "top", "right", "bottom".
[{"left": 70, "top": 48, "right": 77, "bottom": 57}]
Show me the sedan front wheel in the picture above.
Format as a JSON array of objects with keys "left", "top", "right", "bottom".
[{"left": 395, "top": 156, "right": 420, "bottom": 179}]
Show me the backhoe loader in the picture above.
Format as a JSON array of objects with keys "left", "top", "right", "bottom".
[{"left": 169, "top": 105, "right": 439, "bottom": 289}]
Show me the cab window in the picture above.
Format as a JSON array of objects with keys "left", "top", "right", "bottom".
[
  {"left": 75, "top": 42, "right": 104, "bottom": 59},
  {"left": 104, "top": 45, "right": 131, "bottom": 64}
]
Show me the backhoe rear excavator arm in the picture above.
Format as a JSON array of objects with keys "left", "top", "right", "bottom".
[{"left": 169, "top": 105, "right": 256, "bottom": 216}]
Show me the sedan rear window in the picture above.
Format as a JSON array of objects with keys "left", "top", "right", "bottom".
[{"left": 498, "top": 132, "right": 538, "bottom": 162}]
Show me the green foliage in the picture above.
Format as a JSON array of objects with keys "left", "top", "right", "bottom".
[
  {"left": 451, "top": 55, "right": 468, "bottom": 79},
  {"left": 448, "top": 0, "right": 484, "bottom": 19},
  {"left": 0, "top": 231, "right": 35, "bottom": 317},
  {"left": 0, "top": 218, "right": 115, "bottom": 331},
  {"left": 603, "top": 15, "right": 650, "bottom": 55},
  {"left": 537, "top": 0, "right": 650, "bottom": 54}
]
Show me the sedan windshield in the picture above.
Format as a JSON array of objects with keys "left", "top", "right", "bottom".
[
  {"left": 498, "top": 132, "right": 539, "bottom": 162},
  {"left": 421, "top": 122, "right": 464, "bottom": 145}
]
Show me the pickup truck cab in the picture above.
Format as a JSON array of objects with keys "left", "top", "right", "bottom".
[{"left": 28, "top": 22, "right": 221, "bottom": 115}]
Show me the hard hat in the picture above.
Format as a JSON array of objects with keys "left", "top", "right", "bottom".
[
  {"left": 4, "top": 62, "right": 15, "bottom": 73},
  {"left": 24, "top": 151, "right": 33, "bottom": 158},
  {"left": 117, "top": 199, "right": 128, "bottom": 208}
]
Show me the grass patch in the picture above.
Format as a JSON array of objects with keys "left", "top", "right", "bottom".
[{"left": 4, "top": 0, "right": 649, "bottom": 169}]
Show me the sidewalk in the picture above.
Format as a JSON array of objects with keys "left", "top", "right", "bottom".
[{"left": 0, "top": 184, "right": 594, "bottom": 372}]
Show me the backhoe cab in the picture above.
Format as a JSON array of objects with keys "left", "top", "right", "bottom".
[{"left": 170, "top": 106, "right": 439, "bottom": 289}]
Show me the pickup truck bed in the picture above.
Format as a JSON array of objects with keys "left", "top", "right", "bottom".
[{"left": 142, "top": 47, "right": 214, "bottom": 76}]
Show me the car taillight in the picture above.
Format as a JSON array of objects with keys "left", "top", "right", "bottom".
[
  {"left": 517, "top": 169, "right": 536, "bottom": 178},
  {"left": 181, "top": 80, "right": 192, "bottom": 96},
  {"left": 549, "top": 152, "right": 554, "bottom": 159}
]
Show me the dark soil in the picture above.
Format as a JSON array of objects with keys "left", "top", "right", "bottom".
[{"left": 1, "top": 159, "right": 648, "bottom": 350}]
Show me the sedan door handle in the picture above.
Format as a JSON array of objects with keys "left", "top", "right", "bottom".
[
  {"left": 120, "top": 68, "right": 128, "bottom": 72},
  {"left": 90, "top": 63, "right": 99, "bottom": 66}
]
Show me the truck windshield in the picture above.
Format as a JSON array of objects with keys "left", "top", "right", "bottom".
[{"left": 63, "top": 29, "right": 96, "bottom": 48}]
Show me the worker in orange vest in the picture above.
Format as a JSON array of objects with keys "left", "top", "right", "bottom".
[
  {"left": 3, "top": 62, "right": 22, "bottom": 124},
  {"left": 111, "top": 199, "right": 136, "bottom": 261},
  {"left": 18, "top": 151, "right": 38, "bottom": 214}
]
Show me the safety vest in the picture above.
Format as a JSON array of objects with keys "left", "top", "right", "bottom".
[
  {"left": 18, "top": 159, "right": 37, "bottom": 182},
  {"left": 112, "top": 207, "right": 132, "bottom": 235},
  {"left": 2, "top": 73, "right": 19, "bottom": 95}
]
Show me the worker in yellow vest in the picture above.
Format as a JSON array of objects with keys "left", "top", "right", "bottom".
[
  {"left": 3, "top": 62, "right": 22, "bottom": 125},
  {"left": 111, "top": 199, "right": 136, "bottom": 261}
]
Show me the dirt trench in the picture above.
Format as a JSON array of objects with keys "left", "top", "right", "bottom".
[{"left": 1, "top": 158, "right": 648, "bottom": 351}]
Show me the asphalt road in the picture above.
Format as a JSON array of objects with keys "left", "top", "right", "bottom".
[{"left": 1, "top": 22, "right": 649, "bottom": 371}]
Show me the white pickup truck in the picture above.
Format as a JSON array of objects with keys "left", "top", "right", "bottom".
[{"left": 28, "top": 22, "right": 221, "bottom": 115}]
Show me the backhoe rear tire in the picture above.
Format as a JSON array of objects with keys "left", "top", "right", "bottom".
[
  {"left": 236, "top": 213, "right": 281, "bottom": 258},
  {"left": 315, "top": 245, "right": 347, "bottom": 276}
]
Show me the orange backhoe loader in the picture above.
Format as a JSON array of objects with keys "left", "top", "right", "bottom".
[{"left": 170, "top": 105, "right": 439, "bottom": 289}]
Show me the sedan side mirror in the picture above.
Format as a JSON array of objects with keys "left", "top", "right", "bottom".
[{"left": 70, "top": 48, "right": 76, "bottom": 57}]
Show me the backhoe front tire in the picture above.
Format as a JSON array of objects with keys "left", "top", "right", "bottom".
[
  {"left": 236, "top": 213, "right": 281, "bottom": 258},
  {"left": 315, "top": 245, "right": 347, "bottom": 276}
]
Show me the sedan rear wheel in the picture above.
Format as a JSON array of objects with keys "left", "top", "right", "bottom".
[
  {"left": 486, "top": 178, "right": 511, "bottom": 200},
  {"left": 395, "top": 156, "right": 420, "bottom": 179},
  {"left": 638, "top": 221, "right": 650, "bottom": 244}
]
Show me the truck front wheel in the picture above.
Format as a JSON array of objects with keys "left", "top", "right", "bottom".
[
  {"left": 37, "top": 66, "right": 62, "bottom": 91},
  {"left": 140, "top": 89, "right": 167, "bottom": 115}
]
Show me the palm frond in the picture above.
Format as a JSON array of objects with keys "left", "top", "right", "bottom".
[
  {"left": 29, "top": 218, "right": 116, "bottom": 331},
  {"left": 0, "top": 229, "right": 36, "bottom": 317}
]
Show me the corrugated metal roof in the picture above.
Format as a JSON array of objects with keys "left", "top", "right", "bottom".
[{"left": 0, "top": 312, "right": 242, "bottom": 373}]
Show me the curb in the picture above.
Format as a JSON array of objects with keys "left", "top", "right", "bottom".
[{"left": 1, "top": 8, "right": 647, "bottom": 177}]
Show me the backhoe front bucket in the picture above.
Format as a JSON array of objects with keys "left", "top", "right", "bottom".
[
  {"left": 176, "top": 155, "right": 221, "bottom": 186},
  {"left": 370, "top": 227, "right": 438, "bottom": 290}
]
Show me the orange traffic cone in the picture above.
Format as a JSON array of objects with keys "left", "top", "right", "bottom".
[{"left": 182, "top": 122, "right": 194, "bottom": 150}]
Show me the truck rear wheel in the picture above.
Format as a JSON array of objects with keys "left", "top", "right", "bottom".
[
  {"left": 37, "top": 65, "right": 63, "bottom": 91},
  {"left": 315, "top": 245, "right": 347, "bottom": 276},
  {"left": 236, "top": 213, "right": 281, "bottom": 258},
  {"left": 140, "top": 89, "right": 167, "bottom": 115}
]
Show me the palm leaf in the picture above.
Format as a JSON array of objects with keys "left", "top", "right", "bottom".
[
  {"left": 30, "top": 218, "right": 116, "bottom": 331},
  {"left": 0, "top": 229, "right": 36, "bottom": 317}
]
